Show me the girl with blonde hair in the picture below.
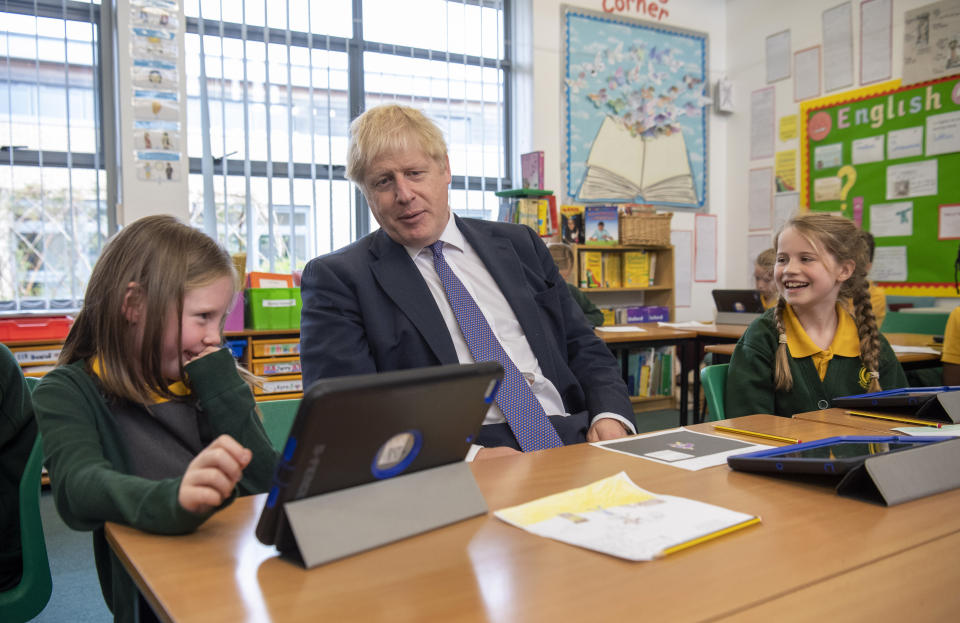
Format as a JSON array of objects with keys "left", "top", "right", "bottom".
[{"left": 725, "top": 213, "right": 906, "bottom": 418}]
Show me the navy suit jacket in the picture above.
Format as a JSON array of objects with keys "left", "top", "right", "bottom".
[{"left": 299, "top": 216, "right": 634, "bottom": 428}]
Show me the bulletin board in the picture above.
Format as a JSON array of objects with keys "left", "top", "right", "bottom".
[
  {"left": 801, "top": 75, "right": 960, "bottom": 293},
  {"left": 562, "top": 6, "right": 709, "bottom": 209}
]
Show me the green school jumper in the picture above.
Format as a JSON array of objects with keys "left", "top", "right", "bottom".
[
  {"left": 725, "top": 308, "right": 907, "bottom": 419},
  {"left": 32, "top": 349, "right": 277, "bottom": 622}
]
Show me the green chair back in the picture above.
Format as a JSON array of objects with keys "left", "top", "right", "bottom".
[
  {"left": 258, "top": 399, "right": 301, "bottom": 451},
  {"left": 700, "top": 364, "right": 729, "bottom": 422},
  {"left": 0, "top": 436, "right": 53, "bottom": 622},
  {"left": 880, "top": 311, "right": 950, "bottom": 335}
]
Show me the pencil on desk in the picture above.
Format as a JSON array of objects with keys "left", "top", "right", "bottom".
[
  {"left": 844, "top": 410, "right": 942, "bottom": 428},
  {"left": 712, "top": 425, "right": 800, "bottom": 444}
]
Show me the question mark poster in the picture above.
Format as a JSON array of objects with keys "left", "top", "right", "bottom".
[
  {"left": 801, "top": 75, "right": 960, "bottom": 288},
  {"left": 562, "top": 7, "right": 709, "bottom": 208}
]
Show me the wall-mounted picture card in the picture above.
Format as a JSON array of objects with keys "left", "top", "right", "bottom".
[
  {"left": 131, "top": 35, "right": 177, "bottom": 61},
  {"left": 136, "top": 160, "right": 180, "bottom": 182},
  {"left": 132, "top": 66, "right": 178, "bottom": 90},
  {"left": 130, "top": 4, "right": 179, "bottom": 30},
  {"left": 134, "top": 129, "right": 179, "bottom": 151}
]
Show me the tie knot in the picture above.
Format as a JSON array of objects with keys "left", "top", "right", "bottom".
[{"left": 428, "top": 240, "right": 444, "bottom": 258}]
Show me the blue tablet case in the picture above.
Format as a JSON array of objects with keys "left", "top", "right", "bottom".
[{"left": 831, "top": 386, "right": 960, "bottom": 424}]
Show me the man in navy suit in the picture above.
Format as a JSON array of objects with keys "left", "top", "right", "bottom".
[{"left": 300, "top": 105, "right": 634, "bottom": 459}]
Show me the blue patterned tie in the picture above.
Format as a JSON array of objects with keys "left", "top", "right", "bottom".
[{"left": 429, "top": 241, "right": 562, "bottom": 451}]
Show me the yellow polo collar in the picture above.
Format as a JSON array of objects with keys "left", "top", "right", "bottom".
[
  {"left": 784, "top": 303, "right": 860, "bottom": 359},
  {"left": 91, "top": 357, "right": 191, "bottom": 403}
]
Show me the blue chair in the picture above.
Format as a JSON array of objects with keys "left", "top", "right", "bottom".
[
  {"left": 258, "top": 399, "right": 301, "bottom": 451},
  {"left": 700, "top": 364, "right": 728, "bottom": 422},
  {"left": 0, "top": 435, "right": 53, "bottom": 622}
]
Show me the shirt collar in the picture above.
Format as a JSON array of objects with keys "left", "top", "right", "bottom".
[
  {"left": 404, "top": 211, "right": 462, "bottom": 260},
  {"left": 90, "top": 356, "right": 191, "bottom": 403},
  {"left": 784, "top": 303, "right": 861, "bottom": 359}
]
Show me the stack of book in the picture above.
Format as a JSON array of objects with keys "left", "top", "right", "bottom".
[
  {"left": 618, "top": 346, "right": 675, "bottom": 398},
  {"left": 496, "top": 189, "right": 558, "bottom": 237},
  {"left": 579, "top": 251, "right": 657, "bottom": 289}
]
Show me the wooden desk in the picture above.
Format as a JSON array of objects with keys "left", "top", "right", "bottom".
[
  {"left": 596, "top": 324, "right": 697, "bottom": 425},
  {"left": 107, "top": 416, "right": 960, "bottom": 623},
  {"left": 793, "top": 407, "right": 915, "bottom": 433},
  {"left": 706, "top": 342, "right": 941, "bottom": 367}
]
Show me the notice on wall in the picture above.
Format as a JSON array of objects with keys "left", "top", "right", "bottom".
[
  {"left": 852, "top": 135, "right": 885, "bottom": 164},
  {"left": 794, "top": 46, "right": 822, "bottom": 101},
  {"left": 774, "top": 192, "right": 799, "bottom": 232},
  {"left": 779, "top": 114, "right": 798, "bottom": 141},
  {"left": 774, "top": 150, "right": 797, "bottom": 191},
  {"left": 766, "top": 30, "right": 792, "bottom": 83},
  {"left": 886, "top": 159, "right": 938, "bottom": 200},
  {"left": 887, "top": 126, "right": 924, "bottom": 159},
  {"left": 671, "top": 230, "right": 693, "bottom": 307},
  {"left": 694, "top": 214, "right": 717, "bottom": 282},
  {"left": 861, "top": 0, "right": 893, "bottom": 84},
  {"left": 870, "top": 201, "right": 914, "bottom": 237},
  {"left": 748, "top": 168, "right": 773, "bottom": 230},
  {"left": 902, "top": 0, "right": 960, "bottom": 86},
  {"left": 751, "top": 87, "right": 776, "bottom": 159},
  {"left": 939, "top": 204, "right": 960, "bottom": 239},
  {"left": 926, "top": 109, "right": 960, "bottom": 156},
  {"left": 871, "top": 246, "right": 908, "bottom": 281},
  {"left": 823, "top": 2, "right": 853, "bottom": 92}
]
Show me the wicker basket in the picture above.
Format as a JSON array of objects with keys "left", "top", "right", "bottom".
[{"left": 619, "top": 209, "right": 672, "bottom": 246}]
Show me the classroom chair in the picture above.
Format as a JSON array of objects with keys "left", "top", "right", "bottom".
[
  {"left": 0, "top": 436, "right": 53, "bottom": 623},
  {"left": 880, "top": 311, "right": 949, "bottom": 335},
  {"left": 700, "top": 364, "right": 728, "bottom": 422},
  {"left": 258, "top": 399, "right": 300, "bottom": 451}
]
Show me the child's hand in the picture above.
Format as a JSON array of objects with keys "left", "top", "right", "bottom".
[
  {"left": 178, "top": 434, "right": 253, "bottom": 514},
  {"left": 189, "top": 343, "right": 223, "bottom": 363}
]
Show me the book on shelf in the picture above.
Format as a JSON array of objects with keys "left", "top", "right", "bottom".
[
  {"left": 602, "top": 253, "right": 622, "bottom": 288},
  {"left": 520, "top": 150, "right": 544, "bottom": 189},
  {"left": 561, "top": 205, "right": 585, "bottom": 244},
  {"left": 623, "top": 251, "right": 650, "bottom": 287},
  {"left": 626, "top": 306, "right": 670, "bottom": 323},
  {"left": 600, "top": 308, "right": 616, "bottom": 326},
  {"left": 584, "top": 205, "right": 619, "bottom": 246},
  {"left": 578, "top": 115, "right": 698, "bottom": 205},
  {"left": 580, "top": 251, "right": 603, "bottom": 288},
  {"left": 497, "top": 192, "right": 557, "bottom": 237}
]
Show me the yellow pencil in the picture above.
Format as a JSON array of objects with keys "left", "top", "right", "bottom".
[
  {"left": 844, "top": 410, "right": 942, "bottom": 428},
  {"left": 712, "top": 425, "right": 800, "bottom": 444}
]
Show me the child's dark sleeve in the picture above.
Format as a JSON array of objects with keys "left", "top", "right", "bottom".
[{"left": 725, "top": 323, "right": 778, "bottom": 419}]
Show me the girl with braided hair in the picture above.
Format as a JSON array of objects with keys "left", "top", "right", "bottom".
[{"left": 725, "top": 213, "right": 907, "bottom": 419}]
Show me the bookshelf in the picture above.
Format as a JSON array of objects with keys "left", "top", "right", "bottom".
[{"left": 570, "top": 244, "right": 675, "bottom": 320}]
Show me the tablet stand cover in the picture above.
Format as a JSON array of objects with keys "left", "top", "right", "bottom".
[
  {"left": 835, "top": 438, "right": 960, "bottom": 506},
  {"left": 283, "top": 461, "right": 487, "bottom": 568}
]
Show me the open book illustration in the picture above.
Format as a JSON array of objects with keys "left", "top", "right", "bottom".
[
  {"left": 578, "top": 116, "right": 698, "bottom": 204},
  {"left": 495, "top": 471, "right": 760, "bottom": 561}
]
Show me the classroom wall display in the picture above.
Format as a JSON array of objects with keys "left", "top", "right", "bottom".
[
  {"left": 902, "top": 0, "right": 960, "bottom": 87},
  {"left": 562, "top": 6, "right": 709, "bottom": 209},
  {"left": 800, "top": 76, "right": 960, "bottom": 290}
]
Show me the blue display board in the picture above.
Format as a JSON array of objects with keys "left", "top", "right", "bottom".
[{"left": 562, "top": 7, "right": 709, "bottom": 210}]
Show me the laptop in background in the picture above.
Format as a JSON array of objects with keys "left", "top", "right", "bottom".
[{"left": 712, "top": 289, "right": 765, "bottom": 325}]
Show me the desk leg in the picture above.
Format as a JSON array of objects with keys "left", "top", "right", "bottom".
[
  {"left": 692, "top": 338, "right": 701, "bottom": 424},
  {"left": 679, "top": 340, "right": 690, "bottom": 426}
]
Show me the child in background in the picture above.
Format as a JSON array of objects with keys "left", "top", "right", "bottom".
[
  {"left": 32, "top": 215, "right": 278, "bottom": 622},
  {"left": 0, "top": 343, "right": 38, "bottom": 592},
  {"left": 942, "top": 306, "right": 960, "bottom": 385},
  {"left": 726, "top": 213, "right": 906, "bottom": 419},
  {"left": 753, "top": 248, "right": 777, "bottom": 309}
]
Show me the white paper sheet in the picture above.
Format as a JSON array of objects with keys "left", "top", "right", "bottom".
[
  {"left": 592, "top": 428, "right": 773, "bottom": 471},
  {"left": 939, "top": 204, "right": 960, "bottom": 239},
  {"left": 886, "top": 159, "right": 937, "bottom": 200},
  {"left": 871, "top": 245, "right": 908, "bottom": 281},
  {"left": 823, "top": 2, "right": 853, "bottom": 92},
  {"left": 887, "top": 126, "right": 924, "bottom": 159},
  {"left": 794, "top": 46, "right": 821, "bottom": 101},
  {"left": 751, "top": 87, "right": 775, "bottom": 160},
  {"left": 748, "top": 168, "right": 773, "bottom": 231},
  {"left": 813, "top": 143, "right": 843, "bottom": 169},
  {"left": 925, "top": 109, "right": 960, "bottom": 157},
  {"left": 890, "top": 344, "right": 940, "bottom": 355},
  {"left": 748, "top": 234, "right": 772, "bottom": 277},
  {"left": 694, "top": 214, "right": 717, "bottom": 282},
  {"left": 893, "top": 424, "right": 960, "bottom": 437},
  {"left": 860, "top": 0, "right": 892, "bottom": 84},
  {"left": 773, "top": 192, "right": 799, "bottom": 232},
  {"left": 870, "top": 201, "right": 913, "bottom": 237},
  {"left": 766, "top": 30, "right": 791, "bottom": 83},
  {"left": 852, "top": 135, "right": 885, "bottom": 164},
  {"left": 596, "top": 326, "right": 647, "bottom": 333}
]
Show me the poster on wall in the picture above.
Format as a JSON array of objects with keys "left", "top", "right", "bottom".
[
  {"left": 902, "top": 0, "right": 960, "bottom": 86},
  {"left": 562, "top": 7, "right": 709, "bottom": 209},
  {"left": 801, "top": 76, "right": 960, "bottom": 288}
]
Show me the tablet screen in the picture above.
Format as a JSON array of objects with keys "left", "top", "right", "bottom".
[{"left": 774, "top": 440, "right": 924, "bottom": 459}]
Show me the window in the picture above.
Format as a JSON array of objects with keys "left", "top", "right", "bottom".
[
  {"left": 184, "top": 0, "right": 510, "bottom": 272},
  {"left": 0, "top": 1, "right": 107, "bottom": 310}
]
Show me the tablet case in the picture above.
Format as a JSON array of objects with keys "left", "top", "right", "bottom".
[
  {"left": 256, "top": 362, "right": 503, "bottom": 566},
  {"left": 836, "top": 437, "right": 960, "bottom": 506},
  {"left": 832, "top": 386, "right": 960, "bottom": 424}
]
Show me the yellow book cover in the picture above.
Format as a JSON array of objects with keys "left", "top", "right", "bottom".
[
  {"left": 623, "top": 251, "right": 649, "bottom": 287},
  {"left": 580, "top": 251, "right": 603, "bottom": 288},
  {"left": 602, "top": 253, "right": 622, "bottom": 288},
  {"left": 600, "top": 308, "right": 616, "bottom": 326},
  {"left": 638, "top": 365, "right": 651, "bottom": 397},
  {"left": 536, "top": 199, "right": 549, "bottom": 236},
  {"left": 517, "top": 198, "right": 539, "bottom": 230}
]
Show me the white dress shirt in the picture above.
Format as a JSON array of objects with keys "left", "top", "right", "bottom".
[{"left": 405, "top": 214, "right": 634, "bottom": 457}]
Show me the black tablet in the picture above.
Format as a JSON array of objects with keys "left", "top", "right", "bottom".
[
  {"left": 726, "top": 435, "right": 951, "bottom": 476},
  {"left": 256, "top": 362, "right": 503, "bottom": 549}
]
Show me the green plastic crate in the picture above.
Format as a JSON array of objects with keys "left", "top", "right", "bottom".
[{"left": 246, "top": 288, "right": 302, "bottom": 330}]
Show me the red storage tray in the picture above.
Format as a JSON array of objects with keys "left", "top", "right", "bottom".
[{"left": 0, "top": 316, "right": 73, "bottom": 341}]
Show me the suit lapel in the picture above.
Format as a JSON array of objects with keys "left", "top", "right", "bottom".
[
  {"left": 457, "top": 218, "right": 551, "bottom": 364},
  {"left": 369, "top": 231, "right": 458, "bottom": 364}
]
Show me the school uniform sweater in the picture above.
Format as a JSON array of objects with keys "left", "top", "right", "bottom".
[
  {"left": 725, "top": 305, "right": 907, "bottom": 419},
  {"left": 0, "top": 343, "right": 38, "bottom": 591},
  {"left": 32, "top": 348, "right": 277, "bottom": 622}
]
